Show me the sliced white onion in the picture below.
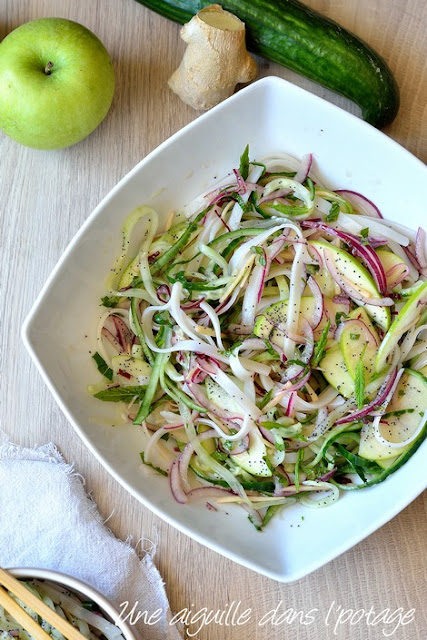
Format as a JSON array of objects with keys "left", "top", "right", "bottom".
[
  {"left": 340, "top": 213, "right": 412, "bottom": 245},
  {"left": 306, "top": 276, "right": 324, "bottom": 329},
  {"left": 284, "top": 242, "right": 306, "bottom": 359}
]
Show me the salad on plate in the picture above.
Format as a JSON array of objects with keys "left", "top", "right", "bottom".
[
  {"left": 0, "top": 579, "right": 124, "bottom": 640},
  {"left": 89, "top": 147, "right": 427, "bottom": 529}
]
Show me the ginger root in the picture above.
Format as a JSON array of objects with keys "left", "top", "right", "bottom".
[{"left": 168, "top": 4, "right": 257, "bottom": 111}]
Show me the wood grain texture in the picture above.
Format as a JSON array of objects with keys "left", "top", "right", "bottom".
[{"left": 0, "top": 1, "right": 426, "bottom": 639}]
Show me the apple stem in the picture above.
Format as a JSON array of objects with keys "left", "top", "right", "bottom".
[{"left": 44, "top": 61, "right": 54, "bottom": 75}]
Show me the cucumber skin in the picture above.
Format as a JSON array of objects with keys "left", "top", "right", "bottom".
[{"left": 135, "top": 0, "right": 399, "bottom": 128}]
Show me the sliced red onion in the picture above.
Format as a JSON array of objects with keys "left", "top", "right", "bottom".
[
  {"left": 286, "top": 392, "right": 296, "bottom": 417},
  {"left": 195, "top": 354, "right": 220, "bottom": 375},
  {"left": 332, "top": 295, "right": 351, "bottom": 305},
  {"left": 274, "top": 466, "right": 291, "bottom": 485},
  {"left": 156, "top": 284, "right": 171, "bottom": 302},
  {"left": 258, "top": 188, "right": 292, "bottom": 204},
  {"left": 415, "top": 227, "right": 427, "bottom": 268},
  {"left": 386, "top": 262, "right": 410, "bottom": 288},
  {"left": 206, "top": 501, "right": 218, "bottom": 511},
  {"left": 283, "top": 369, "right": 311, "bottom": 392},
  {"left": 181, "top": 297, "right": 205, "bottom": 310},
  {"left": 318, "top": 468, "right": 337, "bottom": 482},
  {"left": 258, "top": 425, "right": 276, "bottom": 445},
  {"left": 169, "top": 457, "right": 187, "bottom": 504},
  {"left": 335, "top": 189, "right": 383, "bottom": 218},
  {"left": 294, "top": 152, "right": 313, "bottom": 184},
  {"left": 367, "top": 237, "right": 388, "bottom": 248},
  {"left": 164, "top": 422, "right": 185, "bottom": 431},
  {"left": 112, "top": 315, "right": 133, "bottom": 353},
  {"left": 403, "top": 245, "right": 421, "bottom": 271},
  {"left": 324, "top": 251, "right": 393, "bottom": 306},
  {"left": 282, "top": 363, "right": 306, "bottom": 383},
  {"left": 306, "top": 276, "right": 324, "bottom": 329},
  {"left": 193, "top": 367, "right": 209, "bottom": 384},
  {"left": 101, "top": 327, "right": 122, "bottom": 353},
  {"left": 302, "top": 220, "right": 388, "bottom": 294},
  {"left": 335, "top": 367, "right": 399, "bottom": 424},
  {"left": 233, "top": 168, "right": 247, "bottom": 194}
]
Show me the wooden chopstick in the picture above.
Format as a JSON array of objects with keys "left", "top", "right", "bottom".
[
  {"left": 0, "top": 568, "right": 88, "bottom": 640},
  {"left": 0, "top": 584, "right": 52, "bottom": 640}
]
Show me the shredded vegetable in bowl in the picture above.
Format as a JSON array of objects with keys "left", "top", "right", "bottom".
[
  {"left": 90, "top": 147, "right": 427, "bottom": 530},
  {"left": 0, "top": 579, "right": 125, "bottom": 640}
]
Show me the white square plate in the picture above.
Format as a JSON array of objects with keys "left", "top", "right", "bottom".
[{"left": 22, "top": 77, "right": 427, "bottom": 582}]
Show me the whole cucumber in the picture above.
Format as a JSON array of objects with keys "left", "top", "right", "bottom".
[{"left": 135, "top": 0, "right": 399, "bottom": 128}]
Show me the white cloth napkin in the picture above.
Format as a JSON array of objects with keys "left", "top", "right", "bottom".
[{"left": 0, "top": 436, "right": 182, "bottom": 640}]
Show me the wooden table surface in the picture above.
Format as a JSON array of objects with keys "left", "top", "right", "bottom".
[{"left": 1, "top": 1, "right": 426, "bottom": 639}]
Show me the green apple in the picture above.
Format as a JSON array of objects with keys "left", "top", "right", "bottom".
[
  {"left": 253, "top": 296, "right": 349, "bottom": 345},
  {"left": 319, "top": 345, "right": 354, "bottom": 398},
  {"left": 375, "top": 281, "right": 427, "bottom": 372},
  {"left": 376, "top": 248, "right": 408, "bottom": 290},
  {"left": 0, "top": 18, "right": 115, "bottom": 149},
  {"left": 339, "top": 310, "right": 378, "bottom": 381},
  {"left": 359, "top": 368, "right": 427, "bottom": 460},
  {"left": 309, "top": 240, "right": 391, "bottom": 331}
]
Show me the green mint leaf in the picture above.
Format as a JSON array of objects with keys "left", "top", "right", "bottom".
[
  {"left": 312, "top": 320, "right": 330, "bottom": 366},
  {"left": 360, "top": 227, "right": 369, "bottom": 238},
  {"left": 101, "top": 295, "right": 118, "bottom": 308},
  {"left": 92, "top": 352, "right": 113, "bottom": 381},
  {"left": 305, "top": 177, "right": 315, "bottom": 200},
  {"left": 257, "top": 389, "right": 273, "bottom": 409},
  {"left": 325, "top": 202, "right": 340, "bottom": 222},
  {"left": 93, "top": 386, "right": 146, "bottom": 402},
  {"left": 239, "top": 144, "right": 250, "bottom": 180},
  {"left": 355, "top": 359, "right": 365, "bottom": 409}
]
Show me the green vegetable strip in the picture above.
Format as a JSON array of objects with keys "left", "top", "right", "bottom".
[
  {"left": 130, "top": 297, "right": 154, "bottom": 365},
  {"left": 134, "top": 326, "right": 172, "bottom": 424},
  {"left": 151, "top": 210, "right": 205, "bottom": 275},
  {"left": 312, "top": 320, "right": 330, "bottom": 366}
]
